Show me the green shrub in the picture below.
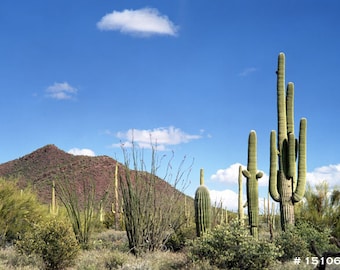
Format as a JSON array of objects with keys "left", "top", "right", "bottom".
[
  {"left": 274, "top": 226, "right": 309, "bottom": 261},
  {"left": 0, "top": 178, "right": 45, "bottom": 245},
  {"left": 166, "top": 224, "right": 196, "bottom": 252},
  {"left": 16, "top": 218, "right": 80, "bottom": 270},
  {"left": 275, "top": 220, "right": 336, "bottom": 262},
  {"left": 104, "top": 250, "right": 129, "bottom": 269},
  {"left": 189, "top": 220, "right": 282, "bottom": 269}
]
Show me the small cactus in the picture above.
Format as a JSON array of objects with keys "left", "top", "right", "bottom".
[{"left": 194, "top": 168, "right": 211, "bottom": 237}]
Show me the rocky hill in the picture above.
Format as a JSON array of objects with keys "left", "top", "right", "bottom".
[
  {"left": 0, "top": 144, "right": 191, "bottom": 211},
  {"left": 0, "top": 144, "right": 119, "bottom": 206}
]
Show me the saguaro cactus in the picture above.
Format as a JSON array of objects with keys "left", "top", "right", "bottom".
[
  {"left": 111, "top": 162, "right": 119, "bottom": 229},
  {"left": 194, "top": 168, "right": 211, "bottom": 237},
  {"left": 49, "top": 180, "right": 58, "bottom": 215},
  {"left": 269, "top": 52, "right": 307, "bottom": 231},
  {"left": 238, "top": 165, "right": 245, "bottom": 225},
  {"left": 242, "top": 131, "right": 263, "bottom": 238}
]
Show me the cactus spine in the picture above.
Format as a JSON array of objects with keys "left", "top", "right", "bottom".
[
  {"left": 238, "top": 165, "right": 244, "bottom": 225},
  {"left": 269, "top": 52, "right": 307, "bottom": 231},
  {"left": 242, "top": 131, "right": 263, "bottom": 238},
  {"left": 194, "top": 168, "right": 211, "bottom": 237}
]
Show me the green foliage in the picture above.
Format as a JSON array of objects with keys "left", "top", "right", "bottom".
[
  {"left": 166, "top": 224, "right": 196, "bottom": 252},
  {"left": 0, "top": 178, "right": 45, "bottom": 245},
  {"left": 15, "top": 218, "right": 80, "bottom": 270},
  {"left": 189, "top": 220, "right": 282, "bottom": 269},
  {"left": 297, "top": 182, "right": 340, "bottom": 238},
  {"left": 194, "top": 169, "right": 211, "bottom": 237},
  {"left": 104, "top": 249, "right": 129, "bottom": 269},
  {"left": 275, "top": 220, "right": 336, "bottom": 262}
]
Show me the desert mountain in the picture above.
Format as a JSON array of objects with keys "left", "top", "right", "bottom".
[
  {"left": 0, "top": 144, "right": 191, "bottom": 210},
  {"left": 0, "top": 144, "right": 119, "bottom": 206}
]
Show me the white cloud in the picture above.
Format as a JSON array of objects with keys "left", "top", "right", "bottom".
[
  {"left": 113, "top": 126, "right": 202, "bottom": 150},
  {"left": 97, "top": 8, "right": 178, "bottom": 37},
  {"left": 211, "top": 163, "right": 268, "bottom": 187},
  {"left": 239, "top": 67, "right": 257, "bottom": 77},
  {"left": 68, "top": 148, "right": 95, "bottom": 157},
  {"left": 210, "top": 189, "right": 240, "bottom": 212},
  {"left": 307, "top": 164, "right": 340, "bottom": 187},
  {"left": 46, "top": 82, "right": 77, "bottom": 100}
]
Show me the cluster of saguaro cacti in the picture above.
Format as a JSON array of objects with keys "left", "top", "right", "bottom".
[
  {"left": 269, "top": 52, "right": 307, "bottom": 231},
  {"left": 242, "top": 131, "right": 263, "bottom": 238},
  {"left": 194, "top": 168, "right": 211, "bottom": 237}
]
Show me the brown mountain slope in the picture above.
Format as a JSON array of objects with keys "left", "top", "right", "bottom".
[
  {"left": 0, "top": 144, "right": 191, "bottom": 210},
  {"left": 0, "top": 144, "right": 119, "bottom": 206}
]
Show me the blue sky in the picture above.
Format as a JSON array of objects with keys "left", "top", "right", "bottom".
[{"left": 1, "top": 0, "right": 340, "bottom": 211}]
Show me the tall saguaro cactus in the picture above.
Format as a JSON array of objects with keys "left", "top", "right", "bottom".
[
  {"left": 269, "top": 52, "right": 307, "bottom": 231},
  {"left": 238, "top": 165, "right": 245, "bottom": 225},
  {"left": 194, "top": 168, "right": 211, "bottom": 237},
  {"left": 242, "top": 131, "right": 263, "bottom": 238}
]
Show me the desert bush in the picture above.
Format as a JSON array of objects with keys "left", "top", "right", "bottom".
[
  {"left": 166, "top": 224, "right": 196, "bottom": 252},
  {"left": 274, "top": 225, "right": 310, "bottom": 261},
  {"left": 104, "top": 249, "right": 129, "bottom": 269},
  {"left": 0, "top": 178, "right": 45, "bottom": 245},
  {"left": 297, "top": 182, "right": 340, "bottom": 238},
  {"left": 0, "top": 246, "right": 43, "bottom": 269},
  {"left": 16, "top": 218, "right": 80, "bottom": 270},
  {"left": 189, "top": 220, "right": 282, "bottom": 269},
  {"left": 275, "top": 220, "right": 336, "bottom": 262}
]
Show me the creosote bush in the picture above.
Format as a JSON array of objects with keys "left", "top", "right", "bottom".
[
  {"left": 189, "top": 220, "right": 282, "bottom": 269},
  {"left": 275, "top": 219, "right": 337, "bottom": 262},
  {"left": 0, "top": 178, "right": 45, "bottom": 245},
  {"left": 16, "top": 218, "right": 80, "bottom": 270}
]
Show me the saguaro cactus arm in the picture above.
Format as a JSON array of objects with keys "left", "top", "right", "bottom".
[
  {"left": 269, "top": 131, "right": 281, "bottom": 202},
  {"left": 238, "top": 165, "right": 245, "bottom": 225},
  {"left": 293, "top": 118, "right": 307, "bottom": 202}
]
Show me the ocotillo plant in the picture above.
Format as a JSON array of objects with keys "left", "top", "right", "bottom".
[
  {"left": 194, "top": 168, "right": 211, "bottom": 237},
  {"left": 238, "top": 165, "right": 244, "bottom": 225},
  {"left": 269, "top": 52, "right": 307, "bottom": 231},
  {"left": 242, "top": 131, "right": 263, "bottom": 238}
]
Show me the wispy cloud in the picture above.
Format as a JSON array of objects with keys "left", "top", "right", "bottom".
[
  {"left": 211, "top": 163, "right": 269, "bottom": 187},
  {"left": 46, "top": 82, "right": 78, "bottom": 100},
  {"left": 97, "top": 8, "right": 178, "bottom": 37},
  {"left": 68, "top": 148, "right": 95, "bottom": 157},
  {"left": 113, "top": 126, "right": 202, "bottom": 150},
  {"left": 238, "top": 67, "right": 257, "bottom": 77}
]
